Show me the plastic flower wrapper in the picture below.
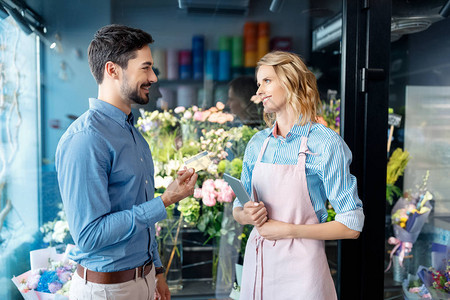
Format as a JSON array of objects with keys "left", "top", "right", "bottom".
[
  {"left": 385, "top": 172, "right": 433, "bottom": 272},
  {"left": 416, "top": 264, "right": 450, "bottom": 300},
  {"left": 402, "top": 273, "right": 432, "bottom": 299},
  {"left": 11, "top": 245, "right": 76, "bottom": 300}
]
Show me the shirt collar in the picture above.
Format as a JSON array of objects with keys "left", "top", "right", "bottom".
[
  {"left": 89, "top": 98, "right": 130, "bottom": 128},
  {"left": 269, "top": 116, "right": 311, "bottom": 139}
]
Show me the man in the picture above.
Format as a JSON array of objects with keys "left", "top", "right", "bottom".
[{"left": 55, "top": 24, "right": 197, "bottom": 300}]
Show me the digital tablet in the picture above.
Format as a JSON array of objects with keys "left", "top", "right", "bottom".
[{"left": 223, "top": 173, "right": 252, "bottom": 206}]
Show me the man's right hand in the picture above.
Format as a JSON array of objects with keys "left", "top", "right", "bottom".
[
  {"left": 161, "top": 168, "right": 198, "bottom": 207},
  {"left": 233, "top": 201, "right": 268, "bottom": 226}
]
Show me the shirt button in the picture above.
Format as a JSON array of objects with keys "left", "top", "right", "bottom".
[
  {"left": 145, "top": 180, "right": 148, "bottom": 184},
  {"left": 140, "top": 158, "right": 144, "bottom": 162}
]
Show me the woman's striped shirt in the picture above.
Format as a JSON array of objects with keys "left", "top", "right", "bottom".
[{"left": 233, "top": 121, "right": 365, "bottom": 232}]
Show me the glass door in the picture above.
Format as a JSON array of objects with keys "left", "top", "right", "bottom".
[{"left": 385, "top": 4, "right": 450, "bottom": 298}]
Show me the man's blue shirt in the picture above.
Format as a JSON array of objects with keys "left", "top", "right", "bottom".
[{"left": 55, "top": 98, "right": 167, "bottom": 272}]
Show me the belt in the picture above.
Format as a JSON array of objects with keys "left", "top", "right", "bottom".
[{"left": 77, "top": 261, "right": 153, "bottom": 284}]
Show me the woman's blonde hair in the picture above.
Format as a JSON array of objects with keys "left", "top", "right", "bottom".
[{"left": 256, "top": 51, "right": 320, "bottom": 127}]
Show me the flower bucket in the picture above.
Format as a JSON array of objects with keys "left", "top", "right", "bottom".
[
  {"left": 393, "top": 254, "right": 411, "bottom": 283},
  {"left": 159, "top": 218, "right": 183, "bottom": 291}
]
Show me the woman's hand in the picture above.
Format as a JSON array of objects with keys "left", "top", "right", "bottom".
[
  {"left": 233, "top": 201, "right": 268, "bottom": 226},
  {"left": 256, "top": 219, "right": 293, "bottom": 240}
]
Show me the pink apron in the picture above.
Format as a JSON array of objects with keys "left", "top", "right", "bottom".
[{"left": 240, "top": 126, "right": 337, "bottom": 300}]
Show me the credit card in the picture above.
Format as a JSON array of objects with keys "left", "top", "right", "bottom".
[{"left": 184, "top": 151, "right": 212, "bottom": 172}]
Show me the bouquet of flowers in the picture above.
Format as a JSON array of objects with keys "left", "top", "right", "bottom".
[
  {"left": 416, "top": 264, "right": 450, "bottom": 299},
  {"left": 385, "top": 171, "right": 433, "bottom": 273},
  {"left": 11, "top": 246, "right": 76, "bottom": 300}
]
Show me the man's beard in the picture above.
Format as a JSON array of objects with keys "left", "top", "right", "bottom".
[{"left": 121, "top": 74, "right": 150, "bottom": 105}]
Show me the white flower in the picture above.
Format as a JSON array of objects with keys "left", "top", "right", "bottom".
[
  {"left": 52, "top": 220, "right": 69, "bottom": 243},
  {"left": 155, "top": 175, "right": 166, "bottom": 189},
  {"left": 156, "top": 176, "right": 173, "bottom": 189},
  {"left": 183, "top": 111, "right": 193, "bottom": 119},
  {"left": 154, "top": 161, "right": 164, "bottom": 176},
  {"left": 165, "top": 160, "right": 182, "bottom": 175},
  {"left": 207, "top": 163, "right": 218, "bottom": 174}
]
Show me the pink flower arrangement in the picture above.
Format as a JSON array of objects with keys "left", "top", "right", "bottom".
[
  {"left": 194, "top": 179, "right": 235, "bottom": 207},
  {"left": 190, "top": 102, "right": 234, "bottom": 124}
]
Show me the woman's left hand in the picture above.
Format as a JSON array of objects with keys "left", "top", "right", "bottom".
[{"left": 256, "top": 219, "right": 293, "bottom": 240}]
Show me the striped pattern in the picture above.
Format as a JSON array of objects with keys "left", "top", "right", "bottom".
[{"left": 234, "top": 122, "right": 365, "bottom": 232}]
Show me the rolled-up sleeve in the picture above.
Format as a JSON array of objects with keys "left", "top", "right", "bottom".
[{"left": 318, "top": 135, "right": 365, "bottom": 232}]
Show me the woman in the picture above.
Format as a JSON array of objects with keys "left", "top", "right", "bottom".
[
  {"left": 227, "top": 76, "right": 263, "bottom": 127},
  {"left": 232, "top": 51, "right": 364, "bottom": 299}
]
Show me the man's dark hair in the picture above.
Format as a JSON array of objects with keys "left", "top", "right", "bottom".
[{"left": 88, "top": 24, "right": 154, "bottom": 84}]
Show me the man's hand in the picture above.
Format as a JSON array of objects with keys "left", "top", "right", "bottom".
[
  {"left": 235, "top": 201, "right": 268, "bottom": 226},
  {"left": 256, "top": 219, "right": 292, "bottom": 240},
  {"left": 161, "top": 168, "right": 198, "bottom": 207},
  {"left": 154, "top": 274, "right": 170, "bottom": 300}
]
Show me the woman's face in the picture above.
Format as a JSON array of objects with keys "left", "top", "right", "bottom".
[
  {"left": 227, "top": 86, "right": 244, "bottom": 116},
  {"left": 256, "top": 65, "right": 287, "bottom": 114}
]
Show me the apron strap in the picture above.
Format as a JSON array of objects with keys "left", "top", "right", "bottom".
[
  {"left": 297, "top": 122, "right": 314, "bottom": 165},
  {"left": 306, "top": 122, "right": 313, "bottom": 137},
  {"left": 256, "top": 136, "right": 271, "bottom": 163}
]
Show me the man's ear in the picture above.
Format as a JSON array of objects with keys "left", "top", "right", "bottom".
[{"left": 104, "top": 61, "right": 120, "bottom": 79}]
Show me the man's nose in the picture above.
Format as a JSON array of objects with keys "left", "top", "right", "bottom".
[{"left": 149, "top": 70, "right": 158, "bottom": 83}]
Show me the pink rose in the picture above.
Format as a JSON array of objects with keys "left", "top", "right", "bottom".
[
  {"left": 216, "top": 101, "right": 225, "bottom": 110},
  {"left": 217, "top": 187, "right": 234, "bottom": 203},
  {"left": 193, "top": 111, "right": 203, "bottom": 121},
  {"left": 214, "top": 179, "right": 226, "bottom": 190},
  {"left": 192, "top": 105, "right": 199, "bottom": 112},
  {"left": 194, "top": 188, "right": 203, "bottom": 198},
  {"left": 201, "top": 111, "right": 211, "bottom": 121},
  {"left": 207, "top": 113, "right": 219, "bottom": 123},
  {"left": 174, "top": 106, "right": 186, "bottom": 114},
  {"left": 202, "top": 194, "right": 217, "bottom": 207}
]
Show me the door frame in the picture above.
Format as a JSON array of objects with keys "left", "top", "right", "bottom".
[{"left": 338, "top": 0, "right": 391, "bottom": 298}]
